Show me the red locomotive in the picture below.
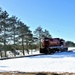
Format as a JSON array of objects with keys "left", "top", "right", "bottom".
[{"left": 40, "top": 38, "right": 68, "bottom": 54}]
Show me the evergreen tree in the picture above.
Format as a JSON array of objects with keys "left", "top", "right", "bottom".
[
  {"left": 43, "top": 29, "right": 52, "bottom": 38},
  {"left": 34, "top": 26, "right": 43, "bottom": 48},
  {"left": 34, "top": 26, "right": 52, "bottom": 49},
  {"left": 17, "top": 21, "right": 33, "bottom": 55},
  {"left": 0, "top": 10, "right": 9, "bottom": 57}
]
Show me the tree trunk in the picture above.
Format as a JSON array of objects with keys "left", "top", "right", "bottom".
[
  {"left": 0, "top": 51, "right": 2, "bottom": 58},
  {"left": 4, "top": 27, "right": 7, "bottom": 57},
  {"left": 13, "top": 31, "right": 16, "bottom": 56},
  {"left": 22, "top": 37, "right": 25, "bottom": 55}
]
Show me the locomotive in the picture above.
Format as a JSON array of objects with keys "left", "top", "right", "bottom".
[{"left": 40, "top": 38, "right": 68, "bottom": 54}]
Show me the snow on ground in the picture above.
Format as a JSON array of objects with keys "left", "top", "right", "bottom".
[
  {"left": 68, "top": 47, "right": 75, "bottom": 51},
  {"left": 0, "top": 47, "right": 75, "bottom": 73},
  {"left": 6, "top": 49, "right": 39, "bottom": 57}
]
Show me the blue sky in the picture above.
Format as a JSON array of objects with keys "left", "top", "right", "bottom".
[{"left": 0, "top": 0, "right": 75, "bottom": 42}]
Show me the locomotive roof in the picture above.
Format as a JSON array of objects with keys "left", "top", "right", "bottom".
[{"left": 43, "top": 37, "right": 64, "bottom": 40}]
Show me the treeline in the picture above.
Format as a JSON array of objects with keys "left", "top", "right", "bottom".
[
  {"left": 66, "top": 41, "right": 75, "bottom": 47},
  {"left": 0, "top": 7, "right": 75, "bottom": 57},
  {"left": 0, "top": 7, "right": 52, "bottom": 57},
  {"left": 0, "top": 7, "right": 34, "bottom": 57}
]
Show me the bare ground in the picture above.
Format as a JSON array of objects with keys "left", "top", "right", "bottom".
[{"left": 0, "top": 72, "right": 75, "bottom": 75}]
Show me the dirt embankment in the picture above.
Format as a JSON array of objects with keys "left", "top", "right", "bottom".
[{"left": 0, "top": 72, "right": 75, "bottom": 75}]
